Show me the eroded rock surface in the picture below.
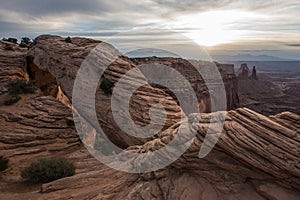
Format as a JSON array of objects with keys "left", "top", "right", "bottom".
[
  {"left": 0, "top": 35, "right": 299, "bottom": 200},
  {"left": 0, "top": 41, "right": 28, "bottom": 104},
  {"left": 132, "top": 57, "right": 240, "bottom": 113},
  {"left": 27, "top": 35, "right": 183, "bottom": 148},
  {"left": 1, "top": 105, "right": 299, "bottom": 199}
]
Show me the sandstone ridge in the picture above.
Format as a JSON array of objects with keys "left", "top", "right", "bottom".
[{"left": 0, "top": 35, "right": 299, "bottom": 200}]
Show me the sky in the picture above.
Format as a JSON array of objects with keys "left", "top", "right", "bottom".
[{"left": 0, "top": 0, "right": 300, "bottom": 60}]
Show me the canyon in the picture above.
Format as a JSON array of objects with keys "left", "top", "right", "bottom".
[{"left": 0, "top": 35, "right": 299, "bottom": 200}]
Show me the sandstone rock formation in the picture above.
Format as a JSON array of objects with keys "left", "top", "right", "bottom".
[
  {"left": 132, "top": 57, "right": 240, "bottom": 113},
  {"left": 26, "top": 35, "right": 183, "bottom": 148},
  {"left": 1, "top": 104, "right": 299, "bottom": 199},
  {"left": 0, "top": 35, "right": 299, "bottom": 200},
  {"left": 26, "top": 35, "right": 240, "bottom": 150},
  {"left": 237, "top": 63, "right": 250, "bottom": 80},
  {"left": 237, "top": 63, "right": 258, "bottom": 80},
  {"left": 0, "top": 41, "right": 28, "bottom": 105},
  {"left": 251, "top": 66, "right": 258, "bottom": 80}
]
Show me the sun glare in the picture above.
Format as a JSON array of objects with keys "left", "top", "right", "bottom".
[{"left": 169, "top": 10, "right": 265, "bottom": 47}]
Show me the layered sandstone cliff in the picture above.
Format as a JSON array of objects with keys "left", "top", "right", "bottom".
[
  {"left": 0, "top": 35, "right": 299, "bottom": 200},
  {"left": 132, "top": 57, "right": 239, "bottom": 113},
  {"left": 0, "top": 41, "right": 28, "bottom": 104},
  {"left": 26, "top": 35, "right": 183, "bottom": 148}
]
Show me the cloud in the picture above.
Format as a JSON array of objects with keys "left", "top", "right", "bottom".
[
  {"left": 0, "top": 0, "right": 109, "bottom": 16},
  {"left": 0, "top": 0, "right": 299, "bottom": 59},
  {"left": 1, "top": 0, "right": 298, "bottom": 32},
  {"left": 286, "top": 44, "right": 300, "bottom": 47}
]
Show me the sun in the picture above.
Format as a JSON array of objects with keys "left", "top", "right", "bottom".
[
  {"left": 169, "top": 10, "right": 262, "bottom": 47},
  {"left": 184, "top": 29, "right": 240, "bottom": 47}
]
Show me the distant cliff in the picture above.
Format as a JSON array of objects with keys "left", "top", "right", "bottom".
[{"left": 132, "top": 57, "right": 240, "bottom": 113}]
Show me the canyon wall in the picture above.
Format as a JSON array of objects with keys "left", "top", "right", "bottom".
[
  {"left": 0, "top": 35, "right": 299, "bottom": 200},
  {"left": 132, "top": 57, "right": 239, "bottom": 113}
]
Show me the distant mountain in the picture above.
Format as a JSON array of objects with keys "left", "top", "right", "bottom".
[
  {"left": 212, "top": 53, "right": 296, "bottom": 62},
  {"left": 125, "top": 48, "right": 179, "bottom": 58},
  {"left": 126, "top": 50, "right": 297, "bottom": 62}
]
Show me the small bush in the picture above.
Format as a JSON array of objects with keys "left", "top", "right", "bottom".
[
  {"left": 4, "top": 95, "right": 21, "bottom": 105},
  {"left": 66, "top": 119, "right": 75, "bottom": 126},
  {"left": 0, "top": 157, "right": 9, "bottom": 172},
  {"left": 100, "top": 78, "right": 114, "bottom": 95},
  {"left": 4, "top": 45, "right": 14, "bottom": 51},
  {"left": 20, "top": 37, "right": 32, "bottom": 46},
  {"left": 19, "top": 43, "right": 28, "bottom": 48},
  {"left": 19, "top": 37, "right": 32, "bottom": 48},
  {"left": 65, "top": 36, "right": 72, "bottom": 43},
  {"left": 4, "top": 79, "right": 33, "bottom": 105},
  {"left": 2, "top": 38, "right": 18, "bottom": 44},
  {"left": 21, "top": 157, "right": 75, "bottom": 183},
  {"left": 7, "top": 79, "right": 35, "bottom": 95}
]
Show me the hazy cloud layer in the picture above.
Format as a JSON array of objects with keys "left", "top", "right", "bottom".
[
  {"left": 286, "top": 44, "right": 300, "bottom": 47},
  {"left": 0, "top": 0, "right": 299, "bottom": 59}
]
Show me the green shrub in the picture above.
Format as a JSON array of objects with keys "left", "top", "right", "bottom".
[
  {"left": 19, "top": 37, "right": 32, "bottom": 48},
  {"left": 66, "top": 119, "right": 75, "bottom": 126},
  {"left": 21, "top": 157, "right": 75, "bottom": 183},
  {"left": 4, "top": 45, "right": 14, "bottom": 51},
  {"left": 3, "top": 79, "right": 33, "bottom": 105},
  {"left": 65, "top": 36, "right": 72, "bottom": 43},
  {"left": 20, "top": 37, "right": 32, "bottom": 46},
  {"left": 100, "top": 78, "right": 114, "bottom": 95},
  {"left": 19, "top": 43, "right": 28, "bottom": 48},
  {"left": 4, "top": 95, "right": 21, "bottom": 105},
  {"left": 2, "top": 38, "right": 18, "bottom": 44},
  {"left": 0, "top": 157, "right": 9, "bottom": 172},
  {"left": 7, "top": 79, "right": 35, "bottom": 95}
]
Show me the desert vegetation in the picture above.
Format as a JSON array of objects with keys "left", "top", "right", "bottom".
[
  {"left": 100, "top": 78, "right": 114, "bottom": 95},
  {"left": 2, "top": 37, "right": 32, "bottom": 48},
  {"left": 66, "top": 119, "right": 75, "bottom": 127},
  {"left": 2, "top": 37, "right": 18, "bottom": 44},
  {"left": 65, "top": 36, "right": 72, "bottom": 43},
  {"left": 0, "top": 156, "right": 9, "bottom": 172},
  {"left": 4, "top": 79, "right": 35, "bottom": 105},
  {"left": 21, "top": 157, "right": 75, "bottom": 183},
  {"left": 19, "top": 37, "right": 32, "bottom": 48}
]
